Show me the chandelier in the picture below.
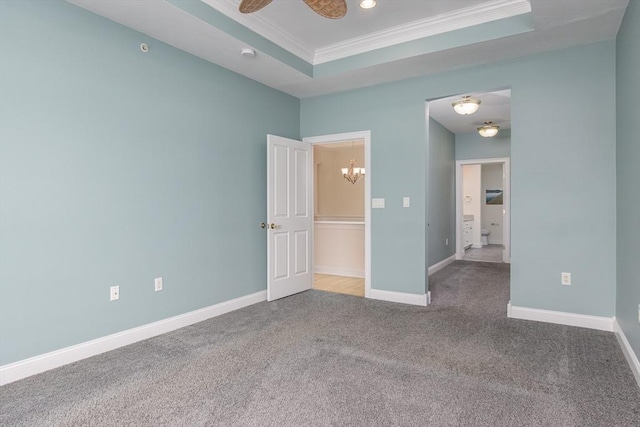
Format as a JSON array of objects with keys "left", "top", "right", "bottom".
[
  {"left": 452, "top": 95, "right": 481, "bottom": 115},
  {"left": 478, "top": 121, "right": 500, "bottom": 137},
  {"left": 341, "top": 159, "right": 365, "bottom": 184}
]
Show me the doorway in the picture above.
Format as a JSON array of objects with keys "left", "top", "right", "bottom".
[
  {"left": 425, "top": 89, "right": 512, "bottom": 307},
  {"left": 457, "top": 159, "right": 511, "bottom": 263},
  {"left": 303, "top": 131, "right": 372, "bottom": 298}
]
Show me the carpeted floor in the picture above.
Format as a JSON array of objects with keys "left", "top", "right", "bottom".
[{"left": 1, "top": 261, "right": 639, "bottom": 426}]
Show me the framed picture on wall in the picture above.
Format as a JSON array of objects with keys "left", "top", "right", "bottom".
[{"left": 486, "top": 189, "right": 503, "bottom": 205}]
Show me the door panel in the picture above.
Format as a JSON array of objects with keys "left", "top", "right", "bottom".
[
  {"left": 274, "top": 232, "right": 289, "bottom": 280},
  {"left": 294, "top": 230, "right": 309, "bottom": 275},
  {"left": 294, "top": 149, "right": 308, "bottom": 217},
  {"left": 273, "top": 145, "right": 289, "bottom": 218},
  {"left": 267, "top": 135, "right": 312, "bottom": 301}
]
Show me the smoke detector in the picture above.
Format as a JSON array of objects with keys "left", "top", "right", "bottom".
[{"left": 241, "top": 48, "right": 256, "bottom": 58}]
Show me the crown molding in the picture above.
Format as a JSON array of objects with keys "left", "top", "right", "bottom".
[
  {"left": 200, "top": 0, "right": 530, "bottom": 66},
  {"left": 201, "top": 0, "right": 315, "bottom": 63},
  {"left": 314, "top": 0, "right": 532, "bottom": 64}
]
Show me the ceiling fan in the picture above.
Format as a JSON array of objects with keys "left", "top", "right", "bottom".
[{"left": 239, "top": 0, "right": 348, "bottom": 19}]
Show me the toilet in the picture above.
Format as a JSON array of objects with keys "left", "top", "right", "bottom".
[{"left": 481, "top": 229, "right": 491, "bottom": 246}]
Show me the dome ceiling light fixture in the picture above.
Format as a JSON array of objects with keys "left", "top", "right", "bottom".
[
  {"left": 360, "top": 0, "right": 377, "bottom": 9},
  {"left": 478, "top": 121, "right": 500, "bottom": 138},
  {"left": 452, "top": 95, "right": 481, "bottom": 115}
]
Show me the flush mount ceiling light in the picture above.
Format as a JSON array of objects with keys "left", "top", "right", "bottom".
[
  {"left": 478, "top": 121, "right": 500, "bottom": 138},
  {"left": 360, "top": 0, "right": 376, "bottom": 9},
  {"left": 452, "top": 96, "right": 481, "bottom": 115},
  {"left": 341, "top": 159, "right": 365, "bottom": 184}
]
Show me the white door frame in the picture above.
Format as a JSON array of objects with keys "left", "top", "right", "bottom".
[
  {"left": 303, "top": 131, "right": 372, "bottom": 298},
  {"left": 455, "top": 157, "right": 510, "bottom": 263}
]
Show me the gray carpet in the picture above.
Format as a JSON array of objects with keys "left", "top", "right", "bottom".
[{"left": 1, "top": 261, "right": 639, "bottom": 426}]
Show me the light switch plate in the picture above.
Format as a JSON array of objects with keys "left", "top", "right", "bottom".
[
  {"left": 403, "top": 197, "right": 410, "bottom": 208},
  {"left": 154, "top": 277, "right": 163, "bottom": 292},
  {"left": 372, "top": 198, "right": 385, "bottom": 208}
]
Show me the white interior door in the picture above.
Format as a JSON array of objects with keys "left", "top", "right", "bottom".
[{"left": 267, "top": 135, "right": 313, "bottom": 301}]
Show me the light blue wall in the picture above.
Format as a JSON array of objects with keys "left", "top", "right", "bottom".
[
  {"left": 428, "top": 118, "right": 455, "bottom": 267},
  {"left": 0, "top": 1, "right": 299, "bottom": 365},
  {"left": 616, "top": 0, "right": 640, "bottom": 361},
  {"left": 455, "top": 130, "right": 511, "bottom": 160},
  {"left": 300, "top": 82, "right": 428, "bottom": 295},
  {"left": 301, "top": 41, "right": 617, "bottom": 316}
]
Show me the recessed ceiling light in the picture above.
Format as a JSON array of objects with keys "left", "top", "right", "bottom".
[{"left": 360, "top": 0, "right": 376, "bottom": 9}]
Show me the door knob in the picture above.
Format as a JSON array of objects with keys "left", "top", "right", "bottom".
[
  {"left": 270, "top": 223, "right": 277, "bottom": 229},
  {"left": 260, "top": 222, "right": 266, "bottom": 229}
]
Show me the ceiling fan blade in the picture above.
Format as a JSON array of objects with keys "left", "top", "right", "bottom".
[
  {"left": 239, "top": 0, "right": 273, "bottom": 14},
  {"left": 304, "top": 0, "right": 347, "bottom": 19}
]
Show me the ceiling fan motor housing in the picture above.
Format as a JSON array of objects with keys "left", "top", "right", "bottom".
[{"left": 239, "top": 0, "right": 347, "bottom": 19}]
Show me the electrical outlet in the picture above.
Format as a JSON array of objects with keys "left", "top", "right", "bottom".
[
  {"left": 445, "top": 238, "right": 449, "bottom": 246},
  {"left": 403, "top": 197, "right": 410, "bottom": 208},
  {"left": 110, "top": 285, "right": 119, "bottom": 301},
  {"left": 638, "top": 305, "right": 640, "bottom": 323},
  {"left": 155, "top": 277, "right": 163, "bottom": 292},
  {"left": 561, "top": 272, "right": 571, "bottom": 286}
]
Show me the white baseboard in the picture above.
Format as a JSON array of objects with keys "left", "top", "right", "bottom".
[
  {"left": 314, "top": 265, "right": 364, "bottom": 278},
  {"left": 0, "top": 290, "right": 267, "bottom": 386},
  {"left": 369, "top": 289, "right": 428, "bottom": 306},
  {"left": 428, "top": 254, "right": 456, "bottom": 276},
  {"left": 471, "top": 243, "right": 483, "bottom": 249},
  {"left": 507, "top": 303, "right": 614, "bottom": 331},
  {"left": 614, "top": 319, "right": 640, "bottom": 388}
]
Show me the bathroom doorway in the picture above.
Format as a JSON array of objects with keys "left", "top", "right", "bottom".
[
  {"left": 457, "top": 159, "right": 511, "bottom": 263},
  {"left": 304, "top": 132, "right": 372, "bottom": 298}
]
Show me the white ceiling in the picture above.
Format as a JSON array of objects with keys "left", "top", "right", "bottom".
[
  {"left": 68, "top": 0, "right": 629, "bottom": 98},
  {"left": 224, "top": 0, "right": 487, "bottom": 49},
  {"left": 204, "top": 0, "right": 527, "bottom": 63},
  {"left": 429, "top": 89, "right": 511, "bottom": 135}
]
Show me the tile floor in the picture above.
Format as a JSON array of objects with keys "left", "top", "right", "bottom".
[{"left": 462, "top": 244, "right": 503, "bottom": 263}]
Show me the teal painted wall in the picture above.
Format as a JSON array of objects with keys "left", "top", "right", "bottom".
[
  {"left": 301, "top": 81, "right": 428, "bottom": 295},
  {"left": 301, "top": 41, "right": 617, "bottom": 317},
  {"left": 616, "top": 0, "right": 640, "bottom": 361},
  {"left": 455, "top": 130, "right": 511, "bottom": 161},
  {"left": 0, "top": 1, "right": 299, "bottom": 365},
  {"left": 428, "top": 118, "right": 455, "bottom": 267}
]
